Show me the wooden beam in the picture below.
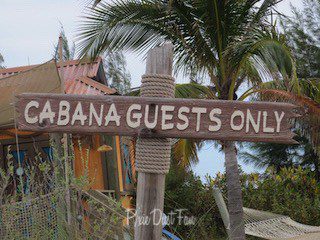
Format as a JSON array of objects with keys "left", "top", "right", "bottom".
[
  {"left": 16, "top": 94, "right": 299, "bottom": 144},
  {"left": 134, "top": 43, "right": 173, "bottom": 240},
  {"left": 115, "top": 136, "right": 124, "bottom": 193}
]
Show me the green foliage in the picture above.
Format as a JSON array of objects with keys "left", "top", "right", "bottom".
[
  {"left": 0, "top": 140, "right": 130, "bottom": 240},
  {"left": 104, "top": 50, "right": 131, "bottom": 94},
  {"left": 165, "top": 166, "right": 320, "bottom": 239},
  {"left": 164, "top": 163, "right": 227, "bottom": 240},
  {"left": 240, "top": 133, "right": 320, "bottom": 180},
  {"left": 240, "top": 141, "right": 303, "bottom": 170},
  {"left": 243, "top": 167, "right": 320, "bottom": 226},
  {"left": 0, "top": 145, "right": 55, "bottom": 204},
  {"left": 53, "top": 26, "right": 75, "bottom": 61},
  {"left": 172, "top": 139, "right": 203, "bottom": 168},
  {"left": 0, "top": 53, "right": 4, "bottom": 68},
  {"left": 243, "top": 0, "right": 320, "bottom": 172},
  {"left": 281, "top": 0, "right": 320, "bottom": 154},
  {"left": 77, "top": 0, "right": 294, "bottom": 100},
  {"left": 282, "top": 0, "right": 320, "bottom": 79},
  {"left": 211, "top": 167, "right": 320, "bottom": 226}
]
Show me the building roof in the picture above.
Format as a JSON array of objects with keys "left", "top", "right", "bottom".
[
  {"left": 0, "top": 58, "right": 117, "bottom": 127},
  {"left": 66, "top": 76, "right": 117, "bottom": 95},
  {"left": 0, "top": 58, "right": 117, "bottom": 95},
  {"left": 0, "top": 61, "right": 61, "bottom": 127}
]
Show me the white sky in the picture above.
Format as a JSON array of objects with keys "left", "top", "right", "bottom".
[
  {"left": 0, "top": 0, "right": 303, "bottom": 86},
  {"left": 0, "top": 0, "right": 304, "bottom": 178}
]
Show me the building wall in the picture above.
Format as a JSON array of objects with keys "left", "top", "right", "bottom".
[
  {"left": 0, "top": 130, "right": 128, "bottom": 203},
  {"left": 73, "top": 135, "right": 106, "bottom": 190}
]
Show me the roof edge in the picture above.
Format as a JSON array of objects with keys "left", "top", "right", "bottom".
[
  {"left": 0, "top": 57, "right": 103, "bottom": 76},
  {"left": 77, "top": 76, "right": 118, "bottom": 95}
]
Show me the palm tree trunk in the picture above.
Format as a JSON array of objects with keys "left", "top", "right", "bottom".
[{"left": 224, "top": 141, "right": 245, "bottom": 240}]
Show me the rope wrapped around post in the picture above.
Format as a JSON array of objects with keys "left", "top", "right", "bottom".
[{"left": 135, "top": 74, "right": 175, "bottom": 174}]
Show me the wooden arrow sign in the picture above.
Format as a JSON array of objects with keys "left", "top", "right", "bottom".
[{"left": 16, "top": 93, "right": 300, "bottom": 144}]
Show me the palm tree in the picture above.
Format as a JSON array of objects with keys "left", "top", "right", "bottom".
[
  {"left": 77, "top": 1, "right": 295, "bottom": 238},
  {"left": 239, "top": 0, "right": 320, "bottom": 158},
  {"left": 104, "top": 50, "right": 132, "bottom": 94},
  {"left": 0, "top": 53, "right": 5, "bottom": 69},
  {"left": 53, "top": 27, "right": 75, "bottom": 61},
  {"left": 240, "top": 133, "right": 320, "bottom": 179}
]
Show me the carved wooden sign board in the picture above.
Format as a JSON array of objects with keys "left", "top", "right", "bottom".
[{"left": 16, "top": 93, "right": 299, "bottom": 144}]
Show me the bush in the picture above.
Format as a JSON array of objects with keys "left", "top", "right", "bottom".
[
  {"left": 165, "top": 166, "right": 320, "bottom": 239},
  {"left": 242, "top": 167, "right": 320, "bottom": 226},
  {"left": 164, "top": 163, "right": 227, "bottom": 240}
]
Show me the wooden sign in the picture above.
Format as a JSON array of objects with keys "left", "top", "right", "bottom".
[{"left": 16, "top": 93, "right": 300, "bottom": 143}]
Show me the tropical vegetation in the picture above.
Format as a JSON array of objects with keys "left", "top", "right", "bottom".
[
  {"left": 54, "top": 27, "right": 132, "bottom": 95},
  {"left": 282, "top": 0, "right": 320, "bottom": 80},
  {"left": 0, "top": 0, "right": 319, "bottom": 239},
  {"left": 77, "top": 1, "right": 301, "bottom": 237},
  {"left": 240, "top": 133, "right": 320, "bottom": 181},
  {"left": 165, "top": 162, "right": 225, "bottom": 240},
  {"left": 239, "top": 0, "right": 320, "bottom": 182},
  {"left": 54, "top": 27, "right": 75, "bottom": 61},
  {"left": 0, "top": 53, "right": 5, "bottom": 69},
  {"left": 104, "top": 50, "right": 131, "bottom": 94},
  {"left": 164, "top": 164, "right": 320, "bottom": 239}
]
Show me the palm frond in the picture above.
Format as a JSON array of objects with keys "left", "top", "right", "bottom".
[
  {"left": 225, "top": 27, "right": 297, "bottom": 99},
  {"left": 174, "top": 82, "right": 215, "bottom": 99},
  {"left": 77, "top": 0, "right": 217, "bottom": 78},
  {"left": 252, "top": 0, "right": 283, "bottom": 25},
  {"left": 126, "top": 82, "right": 214, "bottom": 99},
  {"left": 54, "top": 27, "right": 75, "bottom": 61},
  {"left": 239, "top": 151, "right": 267, "bottom": 169},
  {"left": 0, "top": 53, "right": 5, "bottom": 69},
  {"left": 259, "top": 89, "right": 320, "bottom": 115},
  {"left": 127, "top": 88, "right": 140, "bottom": 96},
  {"left": 78, "top": 0, "right": 284, "bottom": 96},
  {"left": 172, "top": 139, "right": 203, "bottom": 168}
]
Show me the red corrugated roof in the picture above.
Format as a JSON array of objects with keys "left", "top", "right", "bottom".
[
  {"left": 57, "top": 59, "right": 101, "bottom": 82},
  {"left": 0, "top": 58, "right": 116, "bottom": 96},
  {"left": 0, "top": 64, "right": 39, "bottom": 78},
  {"left": 0, "top": 58, "right": 101, "bottom": 80},
  {"left": 66, "top": 76, "right": 117, "bottom": 95}
]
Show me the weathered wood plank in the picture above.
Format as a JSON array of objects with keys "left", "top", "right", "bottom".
[
  {"left": 134, "top": 43, "right": 174, "bottom": 240},
  {"left": 16, "top": 93, "right": 299, "bottom": 143}
]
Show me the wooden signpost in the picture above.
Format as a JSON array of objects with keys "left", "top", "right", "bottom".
[
  {"left": 15, "top": 44, "right": 300, "bottom": 240},
  {"left": 16, "top": 94, "right": 298, "bottom": 143}
]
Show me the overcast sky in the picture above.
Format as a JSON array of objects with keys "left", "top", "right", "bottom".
[{"left": 0, "top": 0, "right": 304, "bottom": 179}]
